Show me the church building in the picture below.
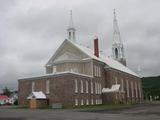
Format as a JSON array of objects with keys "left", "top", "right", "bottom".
[{"left": 18, "top": 10, "right": 143, "bottom": 107}]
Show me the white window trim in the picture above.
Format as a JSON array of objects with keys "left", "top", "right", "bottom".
[
  {"left": 121, "top": 79, "right": 124, "bottom": 92},
  {"left": 94, "top": 65, "right": 96, "bottom": 76},
  {"left": 91, "top": 81, "right": 93, "bottom": 94},
  {"left": 32, "top": 81, "right": 35, "bottom": 92},
  {"left": 100, "top": 83, "right": 102, "bottom": 94},
  {"left": 75, "top": 79, "right": 78, "bottom": 93},
  {"left": 135, "top": 82, "right": 138, "bottom": 98},
  {"left": 97, "top": 66, "right": 99, "bottom": 77},
  {"left": 99, "top": 67, "right": 101, "bottom": 77},
  {"left": 46, "top": 80, "right": 50, "bottom": 94},
  {"left": 86, "top": 81, "right": 88, "bottom": 93},
  {"left": 81, "top": 99, "right": 84, "bottom": 105},
  {"left": 86, "top": 99, "right": 89, "bottom": 105},
  {"left": 95, "top": 82, "right": 97, "bottom": 94},
  {"left": 127, "top": 80, "right": 130, "bottom": 97},
  {"left": 75, "top": 99, "right": 78, "bottom": 106},
  {"left": 81, "top": 80, "right": 83, "bottom": 93},
  {"left": 131, "top": 82, "right": 134, "bottom": 97},
  {"left": 53, "top": 66, "right": 56, "bottom": 73},
  {"left": 91, "top": 99, "right": 94, "bottom": 105},
  {"left": 115, "top": 77, "right": 118, "bottom": 84},
  {"left": 98, "top": 83, "right": 100, "bottom": 94}
]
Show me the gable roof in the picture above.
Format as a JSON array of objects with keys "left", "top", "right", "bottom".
[
  {"left": 45, "top": 39, "right": 90, "bottom": 66},
  {"left": 68, "top": 40, "right": 139, "bottom": 77},
  {"left": 0, "top": 95, "right": 9, "bottom": 100},
  {"left": 46, "top": 39, "right": 139, "bottom": 77},
  {"left": 27, "top": 91, "right": 46, "bottom": 99}
]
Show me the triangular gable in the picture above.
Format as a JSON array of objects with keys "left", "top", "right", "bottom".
[
  {"left": 54, "top": 51, "right": 81, "bottom": 62},
  {"left": 45, "top": 39, "right": 138, "bottom": 77},
  {"left": 27, "top": 91, "right": 46, "bottom": 99},
  {"left": 45, "top": 39, "right": 90, "bottom": 66}
]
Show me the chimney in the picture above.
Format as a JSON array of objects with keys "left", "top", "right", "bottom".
[{"left": 94, "top": 36, "right": 99, "bottom": 58}]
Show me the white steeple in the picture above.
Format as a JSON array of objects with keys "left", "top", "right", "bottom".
[
  {"left": 112, "top": 9, "right": 126, "bottom": 66},
  {"left": 67, "top": 10, "right": 76, "bottom": 42}
]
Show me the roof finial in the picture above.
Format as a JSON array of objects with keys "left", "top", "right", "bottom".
[
  {"left": 113, "top": 9, "right": 117, "bottom": 21},
  {"left": 70, "top": 9, "right": 72, "bottom": 17},
  {"left": 68, "top": 10, "right": 74, "bottom": 29},
  {"left": 67, "top": 10, "right": 76, "bottom": 42}
]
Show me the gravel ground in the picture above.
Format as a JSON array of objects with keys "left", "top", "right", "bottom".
[{"left": 0, "top": 102, "right": 160, "bottom": 120}]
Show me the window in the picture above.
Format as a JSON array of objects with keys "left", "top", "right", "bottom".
[
  {"left": 81, "top": 80, "right": 83, "bottom": 93},
  {"left": 91, "top": 99, "right": 94, "bottom": 105},
  {"left": 73, "top": 32, "right": 75, "bottom": 39},
  {"left": 94, "top": 65, "right": 97, "bottom": 76},
  {"left": 46, "top": 80, "right": 50, "bottom": 94},
  {"left": 91, "top": 81, "right": 93, "bottom": 94},
  {"left": 96, "top": 99, "right": 98, "bottom": 104},
  {"left": 53, "top": 66, "right": 56, "bottom": 73},
  {"left": 86, "top": 99, "right": 89, "bottom": 105},
  {"left": 100, "top": 83, "right": 102, "bottom": 94},
  {"left": 81, "top": 99, "right": 84, "bottom": 105},
  {"left": 86, "top": 81, "right": 88, "bottom": 93},
  {"left": 69, "top": 32, "right": 71, "bottom": 39},
  {"left": 98, "top": 99, "right": 100, "bottom": 104},
  {"left": 97, "top": 67, "right": 99, "bottom": 77},
  {"left": 75, "top": 99, "right": 78, "bottom": 106},
  {"left": 94, "top": 65, "right": 101, "bottom": 77},
  {"left": 135, "top": 82, "right": 138, "bottom": 98},
  {"left": 97, "top": 83, "right": 99, "bottom": 94},
  {"left": 95, "top": 82, "right": 97, "bottom": 94},
  {"left": 75, "top": 80, "right": 78, "bottom": 93},
  {"left": 115, "top": 48, "right": 118, "bottom": 59},
  {"left": 121, "top": 79, "right": 124, "bottom": 92},
  {"left": 99, "top": 67, "right": 101, "bottom": 77},
  {"left": 96, "top": 66, "right": 98, "bottom": 76},
  {"left": 131, "top": 82, "right": 134, "bottom": 97},
  {"left": 127, "top": 80, "right": 130, "bottom": 97},
  {"left": 32, "top": 81, "right": 35, "bottom": 92},
  {"left": 115, "top": 77, "right": 118, "bottom": 84}
]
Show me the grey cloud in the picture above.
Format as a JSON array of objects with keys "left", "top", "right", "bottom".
[{"left": 0, "top": 0, "right": 160, "bottom": 90}]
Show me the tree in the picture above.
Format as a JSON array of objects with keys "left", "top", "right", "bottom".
[{"left": 2, "top": 87, "right": 12, "bottom": 97}]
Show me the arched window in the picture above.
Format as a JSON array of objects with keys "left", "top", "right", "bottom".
[
  {"left": 69, "top": 32, "right": 71, "bottom": 39},
  {"left": 115, "top": 48, "right": 118, "bottom": 58}
]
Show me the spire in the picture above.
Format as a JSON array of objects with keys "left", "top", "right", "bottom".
[
  {"left": 113, "top": 9, "right": 121, "bottom": 43},
  {"left": 67, "top": 10, "right": 76, "bottom": 42},
  {"left": 112, "top": 9, "right": 126, "bottom": 66},
  {"left": 68, "top": 10, "right": 74, "bottom": 29}
]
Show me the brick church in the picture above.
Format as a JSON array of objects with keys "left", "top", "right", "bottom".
[{"left": 18, "top": 10, "right": 143, "bottom": 107}]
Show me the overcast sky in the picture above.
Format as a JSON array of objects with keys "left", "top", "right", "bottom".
[{"left": 0, "top": 0, "right": 160, "bottom": 90}]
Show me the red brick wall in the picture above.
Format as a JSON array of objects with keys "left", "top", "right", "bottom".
[
  {"left": 104, "top": 68, "right": 143, "bottom": 103},
  {"left": 18, "top": 73, "right": 102, "bottom": 107}
]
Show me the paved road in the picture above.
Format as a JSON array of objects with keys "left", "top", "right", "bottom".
[{"left": 0, "top": 103, "right": 160, "bottom": 120}]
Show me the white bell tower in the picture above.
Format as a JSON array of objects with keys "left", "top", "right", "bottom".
[
  {"left": 67, "top": 10, "right": 76, "bottom": 42},
  {"left": 112, "top": 9, "right": 126, "bottom": 66}
]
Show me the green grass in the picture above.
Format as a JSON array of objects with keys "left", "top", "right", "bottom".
[
  {"left": 14, "top": 103, "right": 134, "bottom": 110},
  {"left": 63, "top": 103, "right": 134, "bottom": 111}
]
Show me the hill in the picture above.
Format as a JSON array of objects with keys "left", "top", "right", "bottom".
[{"left": 142, "top": 76, "right": 160, "bottom": 100}]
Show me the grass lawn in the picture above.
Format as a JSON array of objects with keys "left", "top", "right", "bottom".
[{"left": 64, "top": 103, "right": 135, "bottom": 111}]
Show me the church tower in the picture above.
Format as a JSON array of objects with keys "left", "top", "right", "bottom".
[
  {"left": 112, "top": 9, "right": 126, "bottom": 66},
  {"left": 67, "top": 10, "right": 76, "bottom": 42}
]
